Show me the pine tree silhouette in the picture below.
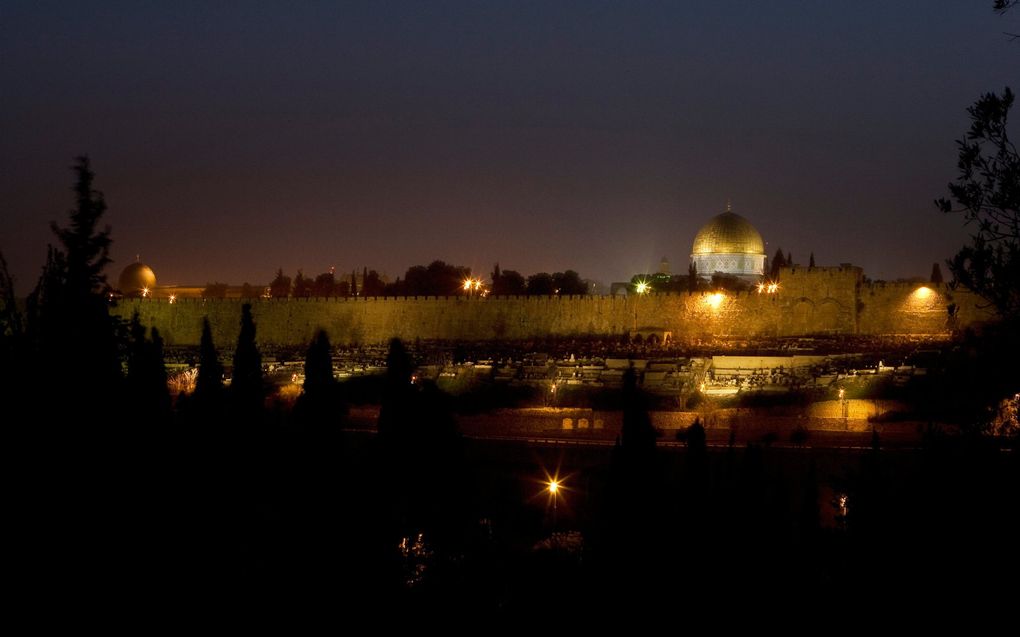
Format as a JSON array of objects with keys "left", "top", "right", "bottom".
[
  {"left": 193, "top": 317, "right": 224, "bottom": 410},
  {"left": 231, "top": 303, "right": 264, "bottom": 415}
]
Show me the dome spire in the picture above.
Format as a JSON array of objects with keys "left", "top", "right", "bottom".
[{"left": 726, "top": 200, "right": 732, "bottom": 213}]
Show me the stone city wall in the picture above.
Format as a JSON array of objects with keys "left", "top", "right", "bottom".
[{"left": 113, "top": 267, "right": 995, "bottom": 347}]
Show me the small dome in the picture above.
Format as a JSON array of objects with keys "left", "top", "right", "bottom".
[
  {"left": 119, "top": 262, "right": 156, "bottom": 296},
  {"left": 692, "top": 211, "right": 766, "bottom": 256}
]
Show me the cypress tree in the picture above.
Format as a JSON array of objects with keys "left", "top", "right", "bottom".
[
  {"left": 125, "top": 312, "right": 170, "bottom": 421},
  {"left": 231, "top": 303, "right": 264, "bottom": 414},
  {"left": 620, "top": 365, "right": 656, "bottom": 459},
  {"left": 378, "top": 338, "right": 414, "bottom": 441},
  {"left": 303, "top": 329, "right": 335, "bottom": 397},
  {"left": 295, "top": 329, "right": 345, "bottom": 432},
  {"left": 770, "top": 248, "right": 786, "bottom": 280},
  {"left": 194, "top": 317, "right": 223, "bottom": 406},
  {"left": 809, "top": 252, "right": 816, "bottom": 268}
]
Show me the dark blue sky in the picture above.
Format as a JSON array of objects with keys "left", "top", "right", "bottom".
[{"left": 1, "top": 1, "right": 1016, "bottom": 289}]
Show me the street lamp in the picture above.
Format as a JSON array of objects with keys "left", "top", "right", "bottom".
[{"left": 548, "top": 479, "right": 560, "bottom": 527}]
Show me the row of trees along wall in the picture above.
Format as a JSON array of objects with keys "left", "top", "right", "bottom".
[{"left": 113, "top": 266, "right": 996, "bottom": 347}]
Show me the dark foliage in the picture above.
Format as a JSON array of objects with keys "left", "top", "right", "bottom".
[
  {"left": 294, "top": 330, "right": 346, "bottom": 431},
  {"left": 526, "top": 272, "right": 555, "bottom": 295},
  {"left": 552, "top": 270, "right": 587, "bottom": 295},
  {"left": 361, "top": 267, "right": 385, "bottom": 296},
  {"left": 27, "top": 157, "right": 121, "bottom": 401},
  {"left": 0, "top": 252, "right": 22, "bottom": 345},
  {"left": 293, "top": 270, "right": 312, "bottom": 297},
  {"left": 231, "top": 303, "right": 264, "bottom": 413},
  {"left": 393, "top": 260, "right": 470, "bottom": 296},
  {"left": 193, "top": 317, "right": 224, "bottom": 409},
  {"left": 688, "top": 262, "right": 699, "bottom": 292},
  {"left": 125, "top": 312, "right": 171, "bottom": 420},
  {"left": 619, "top": 366, "right": 657, "bottom": 459},
  {"left": 937, "top": 88, "right": 1019, "bottom": 322},
  {"left": 312, "top": 271, "right": 335, "bottom": 297},
  {"left": 240, "top": 282, "right": 260, "bottom": 299},
  {"left": 202, "top": 281, "right": 228, "bottom": 298},
  {"left": 770, "top": 247, "right": 786, "bottom": 279},
  {"left": 269, "top": 268, "right": 291, "bottom": 298},
  {"left": 491, "top": 263, "right": 527, "bottom": 296}
]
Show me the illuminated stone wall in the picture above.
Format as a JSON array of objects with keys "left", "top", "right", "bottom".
[{"left": 113, "top": 266, "right": 996, "bottom": 347}]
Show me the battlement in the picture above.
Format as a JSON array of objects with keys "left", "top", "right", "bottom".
[{"left": 114, "top": 273, "right": 996, "bottom": 347}]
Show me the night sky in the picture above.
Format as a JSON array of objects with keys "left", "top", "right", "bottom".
[{"left": 1, "top": 1, "right": 1016, "bottom": 290}]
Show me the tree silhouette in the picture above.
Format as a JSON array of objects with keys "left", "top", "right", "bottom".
[
  {"left": 770, "top": 248, "right": 786, "bottom": 279},
  {"left": 231, "top": 303, "right": 264, "bottom": 414},
  {"left": 378, "top": 338, "right": 415, "bottom": 440},
  {"left": 202, "top": 282, "right": 228, "bottom": 299},
  {"left": 51, "top": 156, "right": 112, "bottom": 299},
  {"left": 312, "top": 272, "right": 335, "bottom": 297},
  {"left": 490, "top": 263, "right": 502, "bottom": 292},
  {"left": 362, "top": 268, "right": 385, "bottom": 296},
  {"left": 930, "top": 263, "right": 944, "bottom": 284},
  {"left": 350, "top": 270, "right": 358, "bottom": 297},
  {"left": 809, "top": 252, "right": 816, "bottom": 268},
  {"left": 0, "top": 252, "right": 22, "bottom": 345},
  {"left": 28, "top": 156, "right": 121, "bottom": 402},
  {"left": 240, "top": 282, "right": 260, "bottom": 299},
  {"left": 688, "top": 262, "right": 699, "bottom": 292},
  {"left": 526, "top": 272, "right": 555, "bottom": 295},
  {"left": 619, "top": 366, "right": 657, "bottom": 459},
  {"left": 125, "top": 312, "right": 170, "bottom": 421},
  {"left": 937, "top": 88, "right": 1019, "bottom": 321},
  {"left": 552, "top": 270, "right": 587, "bottom": 295},
  {"left": 294, "top": 329, "right": 345, "bottom": 431},
  {"left": 303, "top": 329, "right": 335, "bottom": 396},
  {"left": 193, "top": 317, "right": 224, "bottom": 408},
  {"left": 492, "top": 268, "right": 526, "bottom": 295},
  {"left": 293, "top": 270, "right": 312, "bottom": 297},
  {"left": 269, "top": 268, "right": 291, "bottom": 298}
]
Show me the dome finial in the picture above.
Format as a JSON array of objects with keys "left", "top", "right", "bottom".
[{"left": 726, "top": 200, "right": 732, "bottom": 213}]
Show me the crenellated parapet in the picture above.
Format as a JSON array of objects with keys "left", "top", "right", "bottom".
[{"left": 112, "top": 266, "right": 997, "bottom": 347}]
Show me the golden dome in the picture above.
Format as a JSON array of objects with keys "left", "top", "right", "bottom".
[
  {"left": 691, "top": 211, "right": 765, "bottom": 256},
  {"left": 119, "top": 262, "right": 156, "bottom": 296}
]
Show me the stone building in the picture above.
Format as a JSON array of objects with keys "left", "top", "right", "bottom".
[{"left": 690, "top": 207, "right": 767, "bottom": 281}]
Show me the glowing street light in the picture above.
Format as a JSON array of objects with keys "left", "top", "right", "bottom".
[
  {"left": 463, "top": 277, "right": 484, "bottom": 296},
  {"left": 548, "top": 478, "right": 560, "bottom": 527},
  {"left": 635, "top": 281, "right": 650, "bottom": 295},
  {"left": 141, "top": 286, "right": 150, "bottom": 298}
]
